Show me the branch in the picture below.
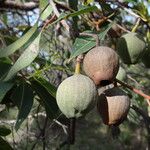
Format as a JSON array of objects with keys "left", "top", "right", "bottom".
[
  {"left": 0, "top": 1, "right": 39, "bottom": 11},
  {"left": 53, "top": 119, "right": 68, "bottom": 135},
  {"left": 107, "top": 19, "right": 130, "bottom": 33},
  {"left": 115, "top": 79, "right": 150, "bottom": 106},
  {"left": 113, "top": 0, "right": 150, "bottom": 30},
  {"left": 49, "top": 0, "right": 70, "bottom": 32}
]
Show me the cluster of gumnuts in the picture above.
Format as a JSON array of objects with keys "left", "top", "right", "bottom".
[{"left": 56, "top": 31, "right": 147, "bottom": 142}]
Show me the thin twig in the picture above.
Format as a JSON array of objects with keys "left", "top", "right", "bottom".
[
  {"left": 49, "top": 0, "right": 70, "bottom": 32},
  {"left": 127, "top": 74, "right": 144, "bottom": 88},
  {"left": 113, "top": 0, "right": 150, "bottom": 29},
  {"left": 131, "top": 17, "right": 141, "bottom": 32},
  {"left": 0, "top": 1, "right": 38, "bottom": 11},
  {"left": 35, "top": 104, "right": 42, "bottom": 131},
  {"left": 55, "top": 1, "right": 74, "bottom": 12},
  {"left": 53, "top": 119, "right": 68, "bottom": 135},
  {"left": 107, "top": 19, "right": 130, "bottom": 33},
  {"left": 42, "top": 14, "right": 57, "bottom": 30},
  {"left": 107, "top": 0, "right": 142, "bottom": 19},
  {"left": 115, "top": 79, "right": 150, "bottom": 105}
]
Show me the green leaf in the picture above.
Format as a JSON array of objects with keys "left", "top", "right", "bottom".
[
  {"left": 31, "top": 79, "right": 59, "bottom": 119},
  {"left": 39, "top": 0, "right": 48, "bottom": 12},
  {"left": 0, "top": 136, "right": 13, "bottom": 150},
  {"left": 70, "top": 36, "right": 95, "bottom": 59},
  {"left": 0, "top": 23, "right": 38, "bottom": 58},
  {"left": 51, "top": 6, "right": 98, "bottom": 26},
  {"left": 66, "top": 5, "right": 98, "bottom": 18},
  {"left": 11, "top": 83, "right": 34, "bottom": 130},
  {"left": 40, "top": 5, "right": 53, "bottom": 21},
  {"left": 0, "top": 126, "right": 11, "bottom": 136},
  {"left": 4, "top": 32, "right": 41, "bottom": 81},
  {"left": 4, "top": 35, "right": 19, "bottom": 46},
  {"left": 33, "top": 77, "right": 56, "bottom": 98},
  {"left": 70, "top": 22, "right": 114, "bottom": 59},
  {"left": 0, "top": 82, "right": 14, "bottom": 102},
  {"left": 0, "top": 58, "right": 12, "bottom": 81}
]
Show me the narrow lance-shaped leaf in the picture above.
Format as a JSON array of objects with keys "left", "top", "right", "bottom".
[
  {"left": 0, "top": 23, "right": 38, "bottom": 58},
  {"left": 31, "top": 79, "right": 59, "bottom": 119},
  {"left": 40, "top": 5, "right": 53, "bottom": 21},
  {"left": 11, "top": 83, "right": 34, "bottom": 131},
  {"left": 0, "top": 137, "right": 13, "bottom": 150},
  {"left": 70, "top": 36, "right": 95, "bottom": 59},
  {"left": 66, "top": 5, "right": 98, "bottom": 18},
  {"left": 4, "top": 32, "right": 41, "bottom": 81},
  {"left": 70, "top": 22, "right": 114, "bottom": 59},
  {"left": 0, "top": 58, "right": 12, "bottom": 81},
  {"left": 0, "top": 82, "right": 14, "bottom": 102},
  {"left": 50, "top": 5, "right": 98, "bottom": 26},
  {"left": 33, "top": 77, "right": 57, "bottom": 98},
  {"left": 39, "top": 0, "right": 48, "bottom": 12}
]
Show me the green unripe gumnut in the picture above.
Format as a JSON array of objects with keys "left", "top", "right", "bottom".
[
  {"left": 116, "top": 32, "right": 146, "bottom": 64},
  {"left": 142, "top": 43, "right": 150, "bottom": 68},
  {"left": 56, "top": 74, "right": 98, "bottom": 118},
  {"left": 116, "top": 67, "right": 127, "bottom": 81}
]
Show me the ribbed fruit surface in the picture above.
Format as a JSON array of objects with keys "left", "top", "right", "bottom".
[
  {"left": 116, "top": 32, "right": 146, "bottom": 64},
  {"left": 83, "top": 46, "right": 119, "bottom": 86},
  {"left": 97, "top": 87, "right": 130, "bottom": 126},
  {"left": 56, "top": 74, "right": 98, "bottom": 118}
]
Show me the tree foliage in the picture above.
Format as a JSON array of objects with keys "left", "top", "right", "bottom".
[{"left": 0, "top": 0, "right": 150, "bottom": 149}]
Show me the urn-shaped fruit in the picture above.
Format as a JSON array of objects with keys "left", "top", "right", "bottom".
[
  {"left": 116, "top": 32, "right": 146, "bottom": 64},
  {"left": 83, "top": 46, "right": 119, "bottom": 86},
  {"left": 97, "top": 87, "right": 130, "bottom": 126},
  {"left": 56, "top": 74, "right": 98, "bottom": 118}
]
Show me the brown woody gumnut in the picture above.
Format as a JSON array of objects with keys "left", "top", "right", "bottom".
[
  {"left": 83, "top": 46, "right": 119, "bottom": 86},
  {"left": 97, "top": 87, "right": 130, "bottom": 126}
]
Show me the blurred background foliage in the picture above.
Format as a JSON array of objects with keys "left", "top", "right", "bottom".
[{"left": 0, "top": 0, "right": 150, "bottom": 149}]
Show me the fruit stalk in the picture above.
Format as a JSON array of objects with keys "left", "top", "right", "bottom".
[
  {"left": 75, "top": 54, "right": 83, "bottom": 74},
  {"left": 131, "top": 17, "right": 141, "bottom": 32},
  {"left": 68, "top": 54, "right": 83, "bottom": 144},
  {"left": 68, "top": 118, "right": 76, "bottom": 144}
]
